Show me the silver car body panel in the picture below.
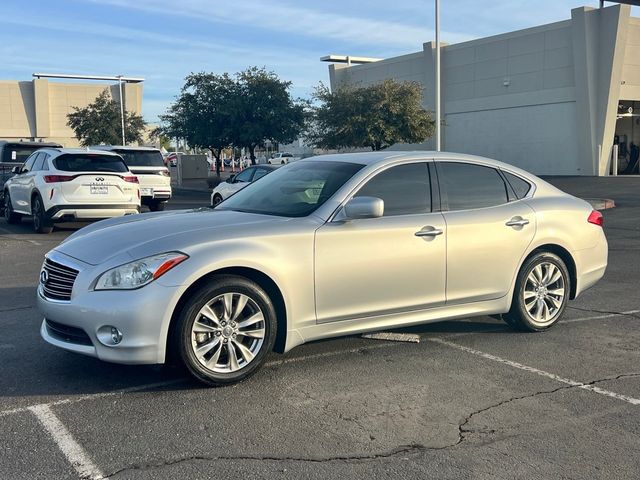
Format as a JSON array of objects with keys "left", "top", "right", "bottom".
[{"left": 38, "top": 151, "right": 608, "bottom": 363}]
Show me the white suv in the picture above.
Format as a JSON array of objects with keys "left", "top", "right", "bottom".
[
  {"left": 2, "top": 148, "right": 140, "bottom": 233},
  {"left": 91, "top": 146, "right": 171, "bottom": 211}
]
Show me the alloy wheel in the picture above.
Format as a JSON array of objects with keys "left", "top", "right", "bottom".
[
  {"left": 523, "top": 261, "right": 565, "bottom": 326},
  {"left": 190, "top": 292, "right": 266, "bottom": 374}
]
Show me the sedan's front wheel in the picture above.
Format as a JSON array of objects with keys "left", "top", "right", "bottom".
[
  {"left": 175, "top": 275, "right": 277, "bottom": 386},
  {"left": 504, "top": 252, "right": 570, "bottom": 332}
]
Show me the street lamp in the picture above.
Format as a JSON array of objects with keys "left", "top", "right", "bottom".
[
  {"left": 32, "top": 73, "right": 144, "bottom": 146},
  {"left": 435, "top": 0, "right": 441, "bottom": 151}
]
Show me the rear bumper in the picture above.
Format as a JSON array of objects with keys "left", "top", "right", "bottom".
[
  {"left": 140, "top": 187, "right": 172, "bottom": 204},
  {"left": 573, "top": 239, "right": 608, "bottom": 298},
  {"left": 46, "top": 204, "right": 140, "bottom": 220}
]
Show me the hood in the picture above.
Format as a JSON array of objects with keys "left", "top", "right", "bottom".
[{"left": 55, "top": 208, "right": 289, "bottom": 265}]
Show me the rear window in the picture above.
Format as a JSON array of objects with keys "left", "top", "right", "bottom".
[
  {"left": 54, "top": 154, "right": 128, "bottom": 173},
  {"left": 113, "top": 150, "right": 164, "bottom": 167},
  {"left": 2, "top": 145, "right": 43, "bottom": 163}
]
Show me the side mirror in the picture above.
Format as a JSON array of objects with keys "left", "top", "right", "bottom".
[
  {"left": 343, "top": 196, "right": 384, "bottom": 220},
  {"left": 11, "top": 166, "right": 21, "bottom": 174},
  {"left": 226, "top": 175, "right": 235, "bottom": 183}
]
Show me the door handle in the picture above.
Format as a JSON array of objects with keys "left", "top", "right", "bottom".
[
  {"left": 505, "top": 218, "right": 529, "bottom": 227},
  {"left": 415, "top": 228, "right": 443, "bottom": 237}
]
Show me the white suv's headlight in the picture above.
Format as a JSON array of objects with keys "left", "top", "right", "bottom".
[{"left": 95, "top": 252, "right": 188, "bottom": 290}]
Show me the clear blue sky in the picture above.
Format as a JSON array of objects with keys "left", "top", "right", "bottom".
[{"left": 1, "top": 0, "right": 638, "bottom": 122}]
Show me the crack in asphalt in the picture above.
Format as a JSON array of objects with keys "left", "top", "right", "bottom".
[
  {"left": 567, "top": 306, "right": 640, "bottom": 320},
  {"left": 104, "top": 372, "right": 640, "bottom": 477},
  {"left": 0, "top": 305, "right": 34, "bottom": 313},
  {"left": 456, "top": 372, "right": 640, "bottom": 444}
]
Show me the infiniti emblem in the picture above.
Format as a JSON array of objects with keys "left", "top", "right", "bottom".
[
  {"left": 95, "top": 177, "right": 105, "bottom": 181},
  {"left": 40, "top": 270, "right": 49, "bottom": 284}
]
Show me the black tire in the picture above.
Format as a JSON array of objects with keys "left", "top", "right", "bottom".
[
  {"left": 212, "top": 194, "right": 223, "bottom": 207},
  {"left": 148, "top": 200, "right": 166, "bottom": 212},
  {"left": 32, "top": 195, "right": 53, "bottom": 234},
  {"left": 173, "top": 275, "right": 277, "bottom": 386},
  {"left": 3, "top": 192, "right": 22, "bottom": 224},
  {"left": 504, "top": 251, "right": 570, "bottom": 332}
]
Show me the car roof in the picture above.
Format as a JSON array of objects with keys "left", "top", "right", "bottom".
[
  {"left": 300, "top": 151, "right": 534, "bottom": 177},
  {"left": 0, "top": 140, "right": 63, "bottom": 148},
  {"left": 33, "top": 147, "right": 124, "bottom": 157},
  {"left": 90, "top": 145, "right": 161, "bottom": 152}
]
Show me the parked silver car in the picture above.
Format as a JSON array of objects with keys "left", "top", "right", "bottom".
[{"left": 37, "top": 152, "right": 608, "bottom": 386}]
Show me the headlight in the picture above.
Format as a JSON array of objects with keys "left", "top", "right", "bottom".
[{"left": 94, "top": 252, "right": 188, "bottom": 290}]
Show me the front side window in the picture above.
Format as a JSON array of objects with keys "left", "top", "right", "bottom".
[
  {"left": 355, "top": 163, "right": 431, "bottom": 216},
  {"left": 219, "top": 161, "right": 364, "bottom": 217},
  {"left": 438, "top": 162, "right": 508, "bottom": 211},
  {"left": 21, "top": 153, "right": 38, "bottom": 173},
  {"left": 234, "top": 168, "right": 254, "bottom": 183}
]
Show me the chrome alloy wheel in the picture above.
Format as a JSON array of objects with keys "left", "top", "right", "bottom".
[
  {"left": 523, "top": 262, "right": 565, "bottom": 326},
  {"left": 190, "top": 293, "right": 266, "bottom": 373}
]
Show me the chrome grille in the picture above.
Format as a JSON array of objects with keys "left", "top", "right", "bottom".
[{"left": 41, "top": 258, "right": 79, "bottom": 301}]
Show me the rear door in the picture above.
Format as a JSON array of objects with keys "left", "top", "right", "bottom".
[{"left": 436, "top": 161, "right": 535, "bottom": 304}]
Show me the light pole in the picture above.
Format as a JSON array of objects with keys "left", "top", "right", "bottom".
[
  {"left": 435, "top": 0, "right": 441, "bottom": 152},
  {"left": 117, "top": 75, "right": 126, "bottom": 145}
]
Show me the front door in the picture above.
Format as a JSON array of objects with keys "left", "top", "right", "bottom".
[{"left": 314, "top": 161, "right": 446, "bottom": 323}]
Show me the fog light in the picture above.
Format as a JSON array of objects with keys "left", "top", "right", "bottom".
[{"left": 111, "top": 327, "right": 123, "bottom": 344}]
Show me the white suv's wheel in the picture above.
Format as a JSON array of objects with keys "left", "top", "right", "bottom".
[{"left": 32, "top": 195, "right": 53, "bottom": 234}]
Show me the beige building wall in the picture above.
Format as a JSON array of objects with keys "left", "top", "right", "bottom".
[
  {"left": 329, "top": 4, "right": 639, "bottom": 176},
  {"left": 0, "top": 79, "right": 143, "bottom": 147}
]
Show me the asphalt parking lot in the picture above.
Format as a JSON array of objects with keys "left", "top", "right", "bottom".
[{"left": 1, "top": 180, "right": 639, "bottom": 479}]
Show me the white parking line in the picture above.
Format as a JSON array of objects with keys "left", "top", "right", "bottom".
[
  {"left": 562, "top": 310, "right": 640, "bottom": 324},
  {"left": 429, "top": 337, "right": 640, "bottom": 406},
  {"left": 29, "top": 404, "right": 104, "bottom": 480}
]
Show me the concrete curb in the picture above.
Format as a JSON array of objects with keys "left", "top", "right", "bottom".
[{"left": 585, "top": 198, "right": 616, "bottom": 210}]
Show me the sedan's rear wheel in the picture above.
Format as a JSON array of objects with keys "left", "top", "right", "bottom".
[
  {"left": 176, "top": 275, "right": 276, "bottom": 386},
  {"left": 504, "top": 252, "right": 570, "bottom": 331}
]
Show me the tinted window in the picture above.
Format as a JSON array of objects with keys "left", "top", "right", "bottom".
[
  {"left": 41, "top": 154, "right": 50, "bottom": 171},
  {"left": 219, "top": 161, "right": 363, "bottom": 217},
  {"left": 439, "top": 162, "right": 508, "bottom": 211},
  {"left": 2, "top": 145, "right": 42, "bottom": 163},
  {"left": 113, "top": 149, "right": 164, "bottom": 167},
  {"left": 253, "top": 168, "right": 270, "bottom": 181},
  {"left": 355, "top": 163, "right": 431, "bottom": 216},
  {"left": 22, "top": 153, "right": 38, "bottom": 172},
  {"left": 234, "top": 168, "right": 254, "bottom": 183},
  {"left": 504, "top": 172, "right": 531, "bottom": 199},
  {"left": 54, "top": 154, "right": 129, "bottom": 173},
  {"left": 33, "top": 153, "right": 46, "bottom": 171}
]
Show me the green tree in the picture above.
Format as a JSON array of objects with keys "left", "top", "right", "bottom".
[
  {"left": 159, "top": 72, "right": 236, "bottom": 175},
  {"left": 308, "top": 80, "right": 434, "bottom": 151},
  {"left": 231, "top": 67, "right": 305, "bottom": 164},
  {"left": 67, "top": 90, "right": 146, "bottom": 146}
]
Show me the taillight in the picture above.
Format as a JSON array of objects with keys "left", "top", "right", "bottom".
[
  {"left": 123, "top": 176, "right": 139, "bottom": 183},
  {"left": 587, "top": 210, "right": 603, "bottom": 226},
  {"left": 43, "top": 175, "right": 74, "bottom": 183}
]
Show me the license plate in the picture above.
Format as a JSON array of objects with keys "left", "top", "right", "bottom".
[
  {"left": 141, "top": 188, "right": 153, "bottom": 196},
  {"left": 90, "top": 185, "right": 108, "bottom": 195}
]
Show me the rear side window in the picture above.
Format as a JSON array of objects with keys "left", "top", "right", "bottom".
[
  {"left": 253, "top": 168, "right": 270, "bottom": 181},
  {"left": 503, "top": 172, "right": 531, "bottom": 199},
  {"left": 33, "top": 153, "right": 46, "bottom": 171},
  {"left": 355, "top": 163, "right": 431, "bottom": 216},
  {"left": 438, "top": 162, "right": 508, "bottom": 211},
  {"left": 113, "top": 150, "right": 164, "bottom": 167},
  {"left": 54, "top": 154, "right": 129, "bottom": 173}
]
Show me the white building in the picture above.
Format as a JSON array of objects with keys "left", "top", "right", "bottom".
[{"left": 327, "top": 4, "right": 640, "bottom": 176}]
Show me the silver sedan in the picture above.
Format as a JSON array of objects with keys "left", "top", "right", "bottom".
[{"left": 37, "top": 152, "right": 608, "bottom": 386}]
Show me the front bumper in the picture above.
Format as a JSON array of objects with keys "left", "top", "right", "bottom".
[{"left": 38, "top": 279, "right": 182, "bottom": 365}]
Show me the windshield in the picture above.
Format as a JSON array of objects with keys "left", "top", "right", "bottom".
[
  {"left": 218, "top": 161, "right": 363, "bottom": 217},
  {"left": 54, "top": 154, "right": 129, "bottom": 172},
  {"left": 113, "top": 149, "right": 164, "bottom": 167}
]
